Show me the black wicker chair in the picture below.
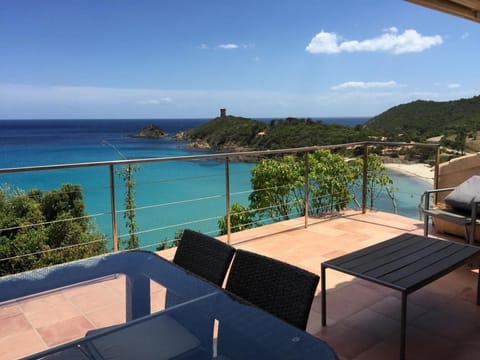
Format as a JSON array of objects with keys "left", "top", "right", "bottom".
[
  {"left": 173, "top": 229, "right": 236, "bottom": 286},
  {"left": 89, "top": 231, "right": 235, "bottom": 351},
  {"left": 225, "top": 249, "right": 319, "bottom": 330},
  {"left": 165, "top": 230, "right": 236, "bottom": 353}
]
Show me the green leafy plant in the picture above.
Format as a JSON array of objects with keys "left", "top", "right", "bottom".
[
  {"left": 351, "top": 154, "right": 396, "bottom": 210},
  {"left": 308, "top": 150, "right": 354, "bottom": 214},
  {"left": 0, "top": 184, "right": 106, "bottom": 275},
  {"left": 249, "top": 150, "right": 355, "bottom": 221},
  {"left": 247, "top": 151, "right": 396, "bottom": 225},
  {"left": 249, "top": 155, "right": 304, "bottom": 221},
  {"left": 117, "top": 164, "right": 140, "bottom": 250},
  {"left": 155, "top": 228, "right": 183, "bottom": 251},
  {"left": 218, "top": 202, "right": 255, "bottom": 235}
]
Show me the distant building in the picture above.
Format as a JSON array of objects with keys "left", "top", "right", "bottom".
[{"left": 220, "top": 108, "right": 226, "bottom": 118}]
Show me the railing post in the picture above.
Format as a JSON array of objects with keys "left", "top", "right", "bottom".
[
  {"left": 362, "top": 143, "right": 369, "bottom": 214},
  {"left": 304, "top": 152, "right": 309, "bottom": 228},
  {"left": 109, "top": 164, "right": 119, "bottom": 251},
  {"left": 225, "top": 157, "right": 231, "bottom": 244},
  {"left": 434, "top": 145, "right": 440, "bottom": 204}
]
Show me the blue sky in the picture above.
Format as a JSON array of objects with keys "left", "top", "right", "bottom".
[{"left": 1, "top": 0, "right": 479, "bottom": 119}]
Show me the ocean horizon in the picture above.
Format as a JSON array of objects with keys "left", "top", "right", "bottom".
[{"left": 0, "top": 117, "right": 428, "bottom": 250}]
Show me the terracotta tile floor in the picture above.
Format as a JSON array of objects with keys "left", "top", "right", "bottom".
[{"left": 1, "top": 210, "right": 479, "bottom": 359}]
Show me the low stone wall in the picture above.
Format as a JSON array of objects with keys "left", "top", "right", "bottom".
[
  {"left": 437, "top": 153, "right": 480, "bottom": 201},
  {"left": 433, "top": 153, "right": 480, "bottom": 240}
]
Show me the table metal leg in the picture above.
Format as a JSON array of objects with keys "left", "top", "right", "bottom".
[
  {"left": 477, "top": 265, "right": 480, "bottom": 305},
  {"left": 126, "top": 273, "right": 151, "bottom": 321},
  {"left": 321, "top": 264, "right": 326, "bottom": 326},
  {"left": 400, "top": 292, "right": 407, "bottom": 360}
]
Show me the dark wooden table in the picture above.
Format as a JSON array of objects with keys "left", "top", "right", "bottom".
[{"left": 321, "top": 233, "right": 480, "bottom": 360}]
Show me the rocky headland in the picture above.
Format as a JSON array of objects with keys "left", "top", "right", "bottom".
[{"left": 130, "top": 124, "right": 168, "bottom": 138}]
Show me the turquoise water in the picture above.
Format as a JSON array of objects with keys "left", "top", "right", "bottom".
[
  {"left": 0, "top": 119, "right": 430, "bottom": 250},
  {"left": 375, "top": 169, "right": 429, "bottom": 219}
]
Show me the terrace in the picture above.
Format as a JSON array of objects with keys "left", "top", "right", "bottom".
[
  {"left": 1, "top": 207, "right": 479, "bottom": 359},
  {"left": 1, "top": 139, "right": 479, "bottom": 359},
  {"left": 2, "top": 2, "right": 480, "bottom": 359}
]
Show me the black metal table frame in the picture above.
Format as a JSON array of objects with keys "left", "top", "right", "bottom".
[{"left": 321, "top": 233, "right": 480, "bottom": 360}]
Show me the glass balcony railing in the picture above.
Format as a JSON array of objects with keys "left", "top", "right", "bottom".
[{"left": 0, "top": 141, "right": 439, "bottom": 275}]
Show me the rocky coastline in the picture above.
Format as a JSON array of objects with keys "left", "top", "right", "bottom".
[{"left": 174, "top": 131, "right": 210, "bottom": 149}]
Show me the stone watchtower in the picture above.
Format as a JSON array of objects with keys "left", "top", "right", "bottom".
[{"left": 220, "top": 108, "right": 226, "bottom": 118}]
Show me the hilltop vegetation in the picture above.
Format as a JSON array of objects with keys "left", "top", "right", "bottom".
[
  {"left": 364, "top": 95, "right": 480, "bottom": 142},
  {"left": 183, "top": 115, "right": 375, "bottom": 151},
  {"left": 171, "top": 94, "right": 480, "bottom": 154},
  {"left": 184, "top": 115, "right": 267, "bottom": 150},
  {"left": 261, "top": 118, "right": 373, "bottom": 148}
]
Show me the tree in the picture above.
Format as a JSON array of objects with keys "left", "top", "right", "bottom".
[
  {"left": 308, "top": 150, "right": 354, "bottom": 214},
  {"left": 454, "top": 129, "right": 466, "bottom": 155},
  {"left": 249, "top": 150, "right": 355, "bottom": 221},
  {"left": 117, "top": 164, "right": 140, "bottom": 250},
  {"left": 249, "top": 155, "right": 304, "bottom": 221},
  {"left": 40, "top": 184, "right": 90, "bottom": 248},
  {"left": 218, "top": 202, "right": 255, "bottom": 235},
  {"left": 0, "top": 186, "right": 46, "bottom": 274},
  {"left": 0, "top": 184, "right": 106, "bottom": 276},
  {"left": 351, "top": 154, "right": 396, "bottom": 210}
]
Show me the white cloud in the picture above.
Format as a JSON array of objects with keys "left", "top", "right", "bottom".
[
  {"left": 200, "top": 43, "right": 254, "bottom": 50},
  {"left": 447, "top": 83, "right": 461, "bottom": 89},
  {"left": 306, "top": 28, "right": 443, "bottom": 54},
  {"left": 217, "top": 43, "right": 239, "bottom": 49},
  {"left": 383, "top": 27, "right": 398, "bottom": 34},
  {"left": 332, "top": 81, "right": 398, "bottom": 90},
  {"left": 306, "top": 31, "right": 340, "bottom": 54},
  {"left": 136, "top": 97, "right": 173, "bottom": 105},
  {"left": 461, "top": 32, "right": 469, "bottom": 40},
  {"left": 137, "top": 99, "right": 159, "bottom": 105}
]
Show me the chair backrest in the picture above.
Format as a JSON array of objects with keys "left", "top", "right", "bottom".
[
  {"left": 173, "top": 229, "right": 236, "bottom": 286},
  {"left": 225, "top": 249, "right": 319, "bottom": 330}
]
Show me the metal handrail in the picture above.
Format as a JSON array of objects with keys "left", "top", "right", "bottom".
[{"left": 0, "top": 141, "right": 438, "bottom": 175}]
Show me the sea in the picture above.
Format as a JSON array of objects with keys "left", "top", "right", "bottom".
[{"left": 0, "top": 117, "right": 430, "bottom": 250}]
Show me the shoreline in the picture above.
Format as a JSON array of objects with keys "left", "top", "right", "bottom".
[{"left": 383, "top": 163, "right": 434, "bottom": 184}]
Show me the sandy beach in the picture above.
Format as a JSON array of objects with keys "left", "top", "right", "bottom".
[{"left": 384, "top": 162, "right": 434, "bottom": 184}]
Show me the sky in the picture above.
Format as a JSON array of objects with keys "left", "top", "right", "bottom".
[{"left": 1, "top": 0, "right": 479, "bottom": 120}]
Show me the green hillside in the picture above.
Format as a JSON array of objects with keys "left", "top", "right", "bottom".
[
  {"left": 184, "top": 116, "right": 374, "bottom": 150},
  {"left": 253, "top": 118, "right": 373, "bottom": 149},
  {"left": 364, "top": 95, "right": 480, "bottom": 141},
  {"left": 186, "top": 115, "right": 267, "bottom": 149}
]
